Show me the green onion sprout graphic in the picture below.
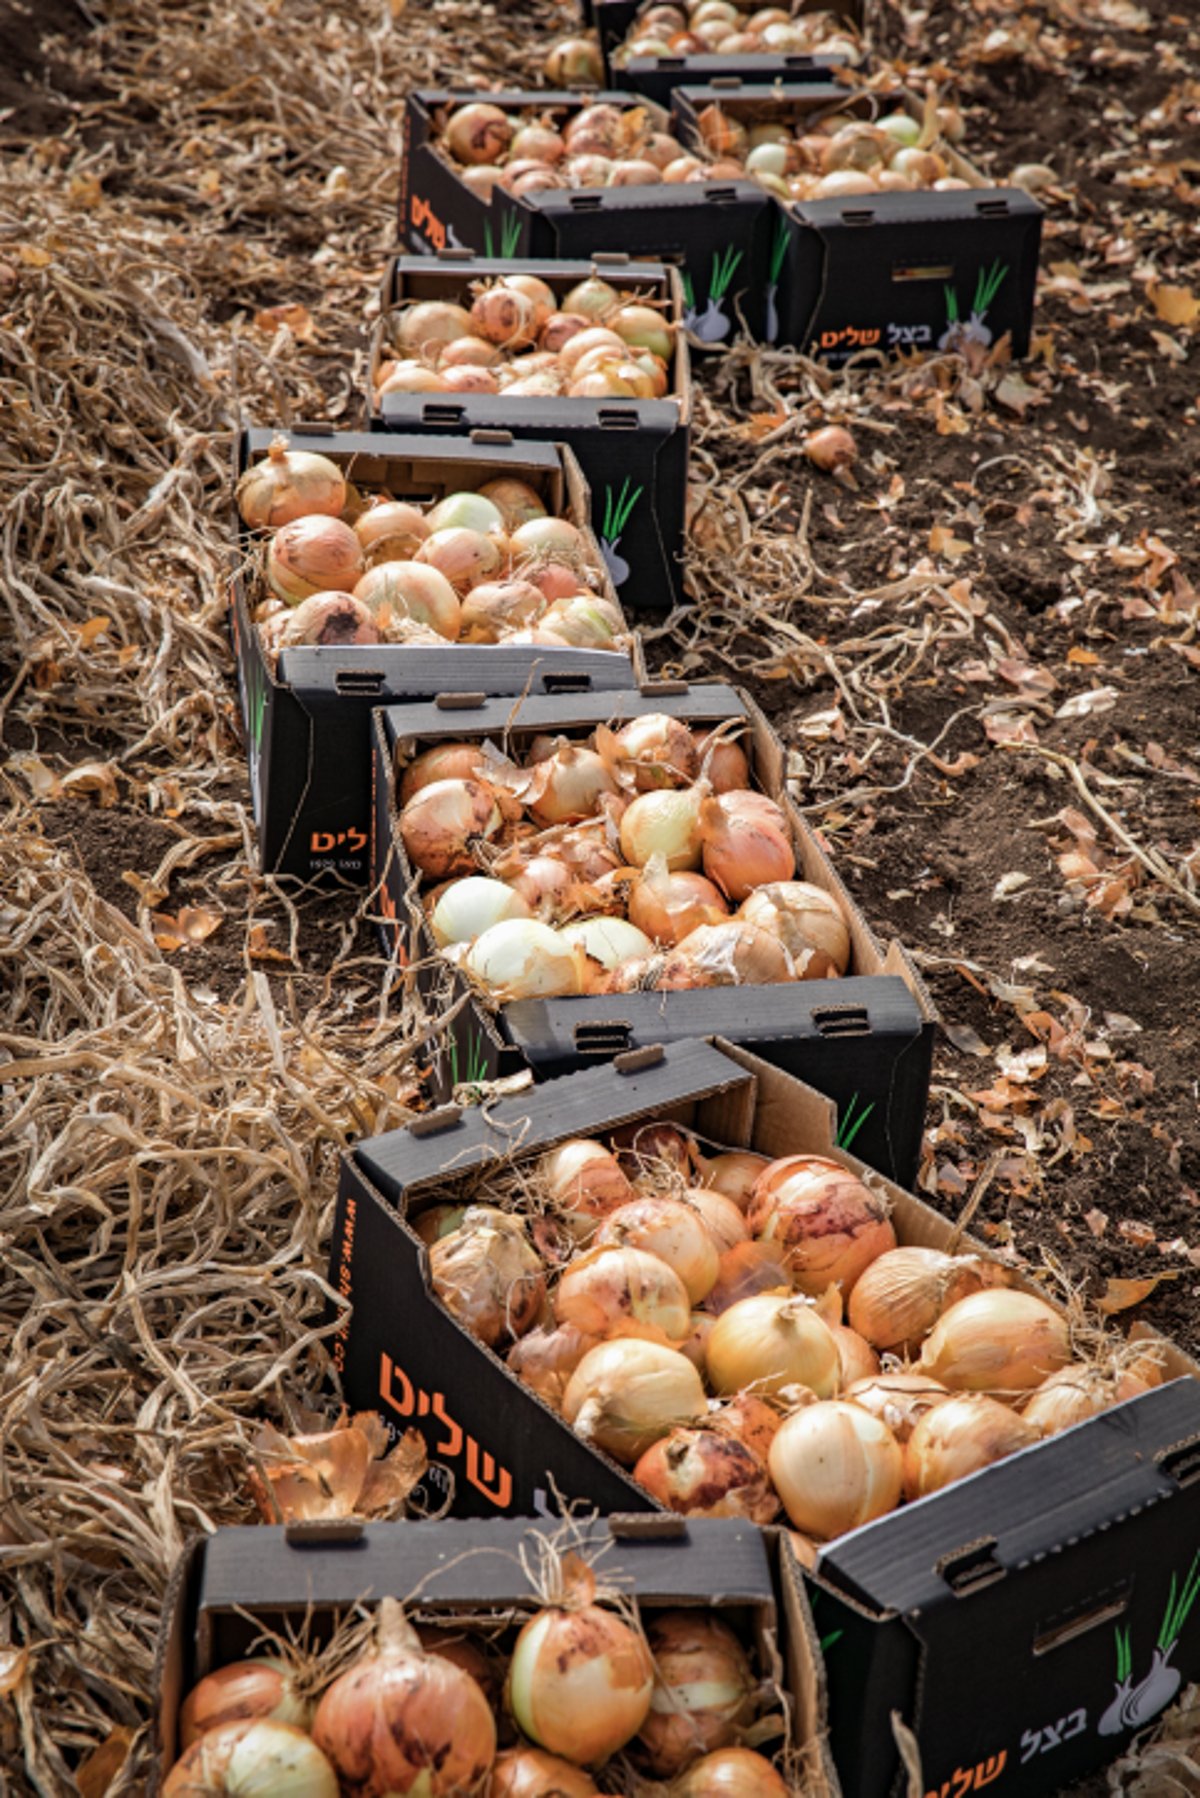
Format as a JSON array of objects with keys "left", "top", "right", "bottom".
[
  {"left": 600, "top": 479, "right": 643, "bottom": 588},
  {"left": 835, "top": 1094, "right": 875, "bottom": 1152},
  {"left": 972, "top": 259, "right": 1008, "bottom": 316}
]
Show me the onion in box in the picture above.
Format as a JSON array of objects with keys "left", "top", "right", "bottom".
[{"left": 430, "top": 877, "right": 533, "bottom": 947}]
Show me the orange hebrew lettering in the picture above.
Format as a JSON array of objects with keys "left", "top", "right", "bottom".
[
  {"left": 465, "top": 1438, "right": 512, "bottom": 1509},
  {"left": 431, "top": 1392, "right": 464, "bottom": 1457},
  {"left": 379, "top": 1353, "right": 417, "bottom": 1418},
  {"left": 975, "top": 1753, "right": 1006, "bottom": 1788}
]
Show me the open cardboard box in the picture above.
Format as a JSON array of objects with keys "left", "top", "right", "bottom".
[
  {"left": 594, "top": 0, "right": 862, "bottom": 102},
  {"left": 671, "top": 81, "right": 1043, "bottom": 359},
  {"left": 230, "top": 428, "right": 641, "bottom": 881},
  {"left": 369, "top": 254, "right": 690, "bottom": 613},
  {"left": 152, "top": 1515, "right": 837, "bottom": 1795},
  {"left": 400, "top": 89, "right": 778, "bottom": 343},
  {"left": 371, "top": 680, "right": 935, "bottom": 1186},
  {"left": 332, "top": 1037, "right": 1200, "bottom": 1798}
]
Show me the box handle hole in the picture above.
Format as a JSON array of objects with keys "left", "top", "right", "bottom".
[
  {"left": 813, "top": 1006, "right": 871, "bottom": 1037},
  {"left": 420, "top": 402, "right": 467, "bottom": 426},
  {"left": 574, "top": 1022, "right": 633, "bottom": 1055},
  {"left": 334, "top": 669, "right": 386, "bottom": 696},
  {"left": 938, "top": 1541, "right": 1005, "bottom": 1596},
  {"left": 1160, "top": 1437, "right": 1200, "bottom": 1489},
  {"left": 542, "top": 672, "right": 593, "bottom": 693}
]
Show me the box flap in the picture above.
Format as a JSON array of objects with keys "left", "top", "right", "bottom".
[
  {"left": 380, "top": 683, "right": 745, "bottom": 747},
  {"left": 278, "top": 645, "right": 638, "bottom": 703}
]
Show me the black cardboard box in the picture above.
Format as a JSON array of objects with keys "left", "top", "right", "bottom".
[
  {"left": 371, "top": 682, "right": 936, "bottom": 1186},
  {"left": 401, "top": 89, "right": 777, "bottom": 343},
  {"left": 152, "top": 1515, "right": 836, "bottom": 1795},
  {"left": 332, "top": 1039, "right": 1200, "bottom": 1798},
  {"left": 671, "top": 82, "right": 1043, "bottom": 359},
  {"left": 370, "top": 254, "right": 690, "bottom": 613},
  {"left": 595, "top": 0, "right": 861, "bottom": 103},
  {"left": 231, "top": 428, "right": 640, "bottom": 882}
]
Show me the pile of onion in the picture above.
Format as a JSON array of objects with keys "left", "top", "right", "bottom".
[
  {"left": 395, "top": 712, "right": 853, "bottom": 1002},
  {"left": 672, "top": 92, "right": 978, "bottom": 205},
  {"left": 376, "top": 270, "right": 676, "bottom": 406},
  {"left": 237, "top": 444, "right": 627, "bottom": 653},
  {"left": 615, "top": 0, "right": 859, "bottom": 66}
]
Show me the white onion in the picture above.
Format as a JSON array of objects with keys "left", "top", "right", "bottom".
[
  {"left": 430, "top": 877, "right": 532, "bottom": 947},
  {"left": 465, "top": 919, "right": 582, "bottom": 1000},
  {"left": 559, "top": 916, "right": 654, "bottom": 974}
]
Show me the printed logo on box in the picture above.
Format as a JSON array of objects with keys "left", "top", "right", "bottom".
[
  {"left": 309, "top": 826, "right": 368, "bottom": 858},
  {"left": 409, "top": 193, "right": 465, "bottom": 255},
  {"left": 378, "top": 1350, "right": 514, "bottom": 1510}
]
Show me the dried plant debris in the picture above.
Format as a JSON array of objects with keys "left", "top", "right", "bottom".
[{"left": 0, "top": 0, "right": 1197, "bottom": 1792}]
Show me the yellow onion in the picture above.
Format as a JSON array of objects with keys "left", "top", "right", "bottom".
[
  {"left": 180, "top": 1659, "right": 310, "bottom": 1748},
  {"left": 737, "top": 881, "right": 850, "bottom": 977},
  {"left": 466, "top": 919, "right": 582, "bottom": 1000},
  {"left": 539, "top": 1139, "right": 634, "bottom": 1238},
  {"left": 260, "top": 591, "right": 380, "bottom": 649},
  {"left": 563, "top": 1337, "right": 706, "bottom": 1464},
  {"left": 684, "top": 1186, "right": 750, "bottom": 1256},
  {"left": 430, "top": 877, "right": 532, "bottom": 947},
  {"left": 400, "top": 742, "right": 492, "bottom": 806},
  {"left": 607, "top": 714, "right": 698, "bottom": 789},
  {"left": 611, "top": 304, "right": 673, "bottom": 366},
  {"left": 555, "top": 1244, "right": 691, "bottom": 1344},
  {"left": 1022, "top": 1365, "right": 1120, "bottom": 1435},
  {"left": 545, "top": 35, "right": 604, "bottom": 84},
  {"left": 680, "top": 1309, "right": 714, "bottom": 1372},
  {"left": 164, "top": 1721, "right": 336, "bottom": 1797},
  {"left": 707, "top": 1293, "right": 840, "bottom": 1400},
  {"left": 699, "top": 792, "right": 794, "bottom": 901},
  {"left": 412, "top": 1203, "right": 468, "bottom": 1246},
  {"left": 377, "top": 360, "right": 450, "bottom": 396},
  {"left": 511, "top": 515, "right": 587, "bottom": 563},
  {"left": 705, "top": 1241, "right": 792, "bottom": 1315},
  {"left": 540, "top": 311, "right": 591, "bottom": 354},
  {"left": 692, "top": 728, "right": 750, "bottom": 795},
  {"left": 445, "top": 101, "right": 514, "bottom": 165},
  {"left": 635, "top": 1612, "right": 756, "bottom": 1776},
  {"left": 904, "top": 1393, "right": 1042, "bottom": 1500},
  {"left": 507, "top": 1557, "right": 654, "bottom": 1764},
  {"left": 675, "top": 920, "right": 794, "bottom": 987},
  {"left": 438, "top": 334, "right": 503, "bottom": 368},
  {"left": 426, "top": 491, "right": 506, "bottom": 538},
  {"left": 614, "top": 1121, "right": 698, "bottom": 1179},
  {"left": 417, "top": 1626, "right": 500, "bottom": 1710},
  {"left": 490, "top": 1747, "right": 599, "bottom": 1797},
  {"left": 355, "top": 561, "right": 461, "bottom": 640},
  {"left": 848, "top": 1247, "right": 1008, "bottom": 1357},
  {"left": 400, "top": 777, "right": 503, "bottom": 880},
  {"left": 478, "top": 477, "right": 547, "bottom": 527},
  {"left": 747, "top": 1159, "right": 895, "bottom": 1296},
  {"left": 471, "top": 285, "right": 539, "bottom": 350},
  {"left": 769, "top": 1400, "right": 903, "bottom": 1539},
  {"left": 417, "top": 527, "right": 502, "bottom": 593},
  {"left": 354, "top": 499, "right": 430, "bottom": 562},
  {"left": 237, "top": 437, "right": 345, "bottom": 529},
  {"left": 507, "top": 1323, "right": 602, "bottom": 1411},
  {"left": 1117, "top": 1349, "right": 1167, "bottom": 1398},
  {"left": 561, "top": 275, "right": 620, "bottom": 320},
  {"left": 635, "top": 1426, "right": 777, "bottom": 1523},
  {"left": 396, "top": 300, "right": 474, "bottom": 359},
  {"left": 671, "top": 1748, "right": 790, "bottom": 1796},
  {"left": 596, "top": 1196, "right": 720, "bottom": 1305},
  {"left": 313, "top": 1599, "right": 495, "bottom": 1793},
  {"left": 507, "top": 854, "right": 576, "bottom": 921},
  {"left": 698, "top": 1151, "right": 770, "bottom": 1213},
  {"left": 501, "top": 272, "right": 558, "bottom": 326},
  {"left": 268, "top": 515, "right": 364, "bottom": 604},
  {"left": 539, "top": 595, "right": 626, "bottom": 651},
  {"left": 918, "top": 1289, "right": 1072, "bottom": 1392},
  {"left": 710, "top": 1391, "right": 780, "bottom": 1464},
  {"left": 831, "top": 1323, "right": 879, "bottom": 1389},
  {"left": 429, "top": 1206, "right": 544, "bottom": 1348},
  {"left": 459, "top": 578, "right": 544, "bottom": 642},
  {"left": 846, "top": 1373, "right": 952, "bottom": 1445},
  {"left": 620, "top": 785, "right": 706, "bottom": 871},
  {"left": 527, "top": 744, "right": 618, "bottom": 827},
  {"left": 627, "top": 858, "right": 728, "bottom": 946}
]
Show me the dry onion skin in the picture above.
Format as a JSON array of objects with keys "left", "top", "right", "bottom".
[
  {"left": 847, "top": 1246, "right": 1007, "bottom": 1358},
  {"left": 179, "top": 1657, "right": 310, "bottom": 1748},
  {"left": 633, "top": 1424, "right": 779, "bottom": 1523},
  {"left": 747, "top": 1158, "right": 895, "bottom": 1296},
  {"left": 636, "top": 1611, "right": 757, "bottom": 1777},
  {"left": 428, "top": 1207, "right": 545, "bottom": 1349},
  {"left": 164, "top": 1719, "right": 338, "bottom": 1797},
  {"left": 768, "top": 1400, "right": 903, "bottom": 1539},
  {"left": 904, "top": 1393, "right": 1042, "bottom": 1501},
  {"left": 490, "top": 1747, "right": 600, "bottom": 1796},
  {"left": 917, "top": 1288, "right": 1072, "bottom": 1392}
]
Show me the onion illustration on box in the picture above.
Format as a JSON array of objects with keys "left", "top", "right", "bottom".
[
  {"left": 599, "top": 478, "right": 643, "bottom": 589},
  {"left": 681, "top": 247, "right": 744, "bottom": 343},
  {"left": 1099, "top": 1549, "right": 1200, "bottom": 1736},
  {"left": 939, "top": 260, "right": 1010, "bottom": 352}
]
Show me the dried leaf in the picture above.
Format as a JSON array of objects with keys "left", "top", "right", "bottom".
[
  {"left": 983, "top": 711, "right": 1040, "bottom": 747},
  {"left": 928, "top": 524, "right": 971, "bottom": 561},
  {"left": 1096, "top": 1272, "right": 1179, "bottom": 1314},
  {"left": 176, "top": 905, "right": 222, "bottom": 944},
  {"left": 993, "top": 871, "right": 1032, "bottom": 900},
  {"left": 1084, "top": 1209, "right": 1109, "bottom": 1238},
  {"left": 75, "top": 615, "right": 112, "bottom": 647},
  {"left": 254, "top": 302, "right": 316, "bottom": 341},
  {"left": 77, "top": 1727, "right": 134, "bottom": 1798},
  {"left": 943, "top": 1022, "right": 991, "bottom": 1056},
  {"left": 59, "top": 762, "right": 121, "bottom": 806},
  {"left": 247, "top": 924, "right": 295, "bottom": 966},
  {"left": 1148, "top": 282, "right": 1198, "bottom": 327},
  {"left": 0, "top": 1646, "right": 29, "bottom": 1695},
  {"left": 1055, "top": 686, "right": 1119, "bottom": 720},
  {"left": 1066, "top": 646, "right": 1100, "bottom": 667}
]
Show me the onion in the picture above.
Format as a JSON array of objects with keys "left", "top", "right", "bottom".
[
  {"left": 620, "top": 785, "right": 705, "bottom": 871},
  {"left": 312, "top": 1599, "right": 495, "bottom": 1793},
  {"left": 684, "top": 1186, "right": 750, "bottom": 1256},
  {"left": 478, "top": 477, "right": 547, "bottom": 528},
  {"left": 707, "top": 1293, "right": 840, "bottom": 1400},
  {"left": 438, "top": 334, "right": 503, "bottom": 368},
  {"left": 540, "top": 1139, "right": 634, "bottom": 1237},
  {"left": 671, "top": 1749, "right": 789, "bottom": 1796},
  {"left": 237, "top": 437, "right": 345, "bottom": 529},
  {"left": 412, "top": 1203, "right": 468, "bottom": 1246},
  {"left": 510, "top": 516, "right": 587, "bottom": 563},
  {"left": 460, "top": 165, "right": 504, "bottom": 199},
  {"left": 466, "top": 919, "right": 582, "bottom": 1001},
  {"left": 747, "top": 1159, "right": 895, "bottom": 1296},
  {"left": 471, "top": 285, "right": 538, "bottom": 350},
  {"left": 544, "top": 35, "right": 604, "bottom": 85},
  {"left": 632, "top": 1612, "right": 757, "bottom": 1776},
  {"left": 354, "top": 499, "right": 429, "bottom": 561},
  {"left": 692, "top": 728, "right": 750, "bottom": 794},
  {"left": 609, "top": 304, "right": 673, "bottom": 365},
  {"left": 918, "top": 1290, "right": 1072, "bottom": 1393},
  {"left": 1022, "top": 1365, "right": 1120, "bottom": 1435},
  {"left": 508, "top": 854, "right": 576, "bottom": 921},
  {"left": 508, "top": 1323, "right": 602, "bottom": 1410},
  {"left": 698, "top": 792, "right": 794, "bottom": 901},
  {"left": 507, "top": 1557, "right": 654, "bottom": 1763},
  {"left": 846, "top": 1373, "right": 952, "bottom": 1445},
  {"left": 614, "top": 1121, "right": 698, "bottom": 1179},
  {"left": 904, "top": 1393, "right": 1042, "bottom": 1500},
  {"left": 267, "top": 515, "right": 364, "bottom": 604},
  {"left": 396, "top": 300, "right": 474, "bottom": 359},
  {"left": 355, "top": 561, "right": 461, "bottom": 640},
  {"left": 417, "top": 526, "right": 502, "bottom": 593},
  {"left": 445, "top": 101, "right": 514, "bottom": 165},
  {"left": 491, "top": 1747, "right": 599, "bottom": 1797},
  {"left": 804, "top": 425, "right": 858, "bottom": 474},
  {"left": 540, "top": 311, "right": 591, "bottom": 354},
  {"left": 627, "top": 857, "right": 728, "bottom": 946},
  {"left": 527, "top": 744, "right": 618, "bottom": 827},
  {"left": 769, "top": 1400, "right": 903, "bottom": 1539},
  {"left": 558, "top": 326, "right": 628, "bottom": 377},
  {"left": 426, "top": 491, "right": 506, "bottom": 538},
  {"left": 606, "top": 714, "right": 698, "bottom": 790},
  {"left": 377, "top": 359, "right": 450, "bottom": 396},
  {"left": 180, "top": 1659, "right": 310, "bottom": 1748},
  {"left": 596, "top": 1196, "right": 720, "bottom": 1305},
  {"left": 710, "top": 1391, "right": 780, "bottom": 1464},
  {"left": 563, "top": 1337, "right": 706, "bottom": 1464},
  {"left": 261, "top": 591, "right": 380, "bottom": 649},
  {"left": 501, "top": 274, "right": 557, "bottom": 329},
  {"left": 164, "top": 1720, "right": 337, "bottom": 1797},
  {"left": 635, "top": 1428, "right": 777, "bottom": 1525},
  {"left": 429, "top": 1206, "right": 544, "bottom": 1348},
  {"left": 663, "top": 156, "right": 704, "bottom": 182},
  {"left": 459, "top": 578, "right": 545, "bottom": 642},
  {"left": 555, "top": 1243, "right": 691, "bottom": 1344},
  {"left": 400, "top": 778, "right": 503, "bottom": 880},
  {"left": 675, "top": 920, "right": 794, "bottom": 987},
  {"left": 848, "top": 1248, "right": 1007, "bottom": 1357},
  {"left": 539, "top": 594, "right": 626, "bottom": 650},
  {"left": 705, "top": 1241, "right": 792, "bottom": 1314},
  {"left": 560, "top": 916, "right": 655, "bottom": 982},
  {"left": 561, "top": 276, "right": 620, "bottom": 320},
  {"left": 831, "top": 1322, "right": 879, "bottom": 1389},
  {"left": 737, "top": 881, "right": 850, "bottom": 977},
  {"left": 698, "top": 1151, "right": 769, "bottom": 1213},
  {"left": 680, "top": 1309, "right": 714, "bottom": 1372},
  {"left": 429, "top": 876, "right": 532, "bottom": 947},
  {"left": 400, "top": 742, "right": 490, "bottom": 806},
  {"left": 509, "top": 127, "right": 565, "bottom": 166}
]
